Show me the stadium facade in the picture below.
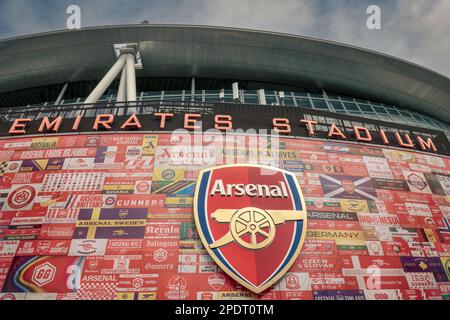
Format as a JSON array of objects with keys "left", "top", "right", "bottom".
[{"left": 0, "top": 25, "right": 449, "bottom": 300}]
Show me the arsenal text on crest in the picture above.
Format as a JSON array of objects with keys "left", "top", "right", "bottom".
[{"left": 209, "top": 179, "right": 289, "bottom": 198}]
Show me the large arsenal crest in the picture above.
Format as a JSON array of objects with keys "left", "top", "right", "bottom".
[{"left": 194, "top": 164, "right": 307, "bottom": 294}]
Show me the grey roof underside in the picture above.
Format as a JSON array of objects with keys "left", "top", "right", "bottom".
[{"left": 0, "top": 24, "right": 448, "bottom": 122}]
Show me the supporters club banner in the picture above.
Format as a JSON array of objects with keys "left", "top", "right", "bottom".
[
  {"left": 0, "top": 132, "right": 449, "bottom": 300},
  {"left": 74, "top": 208, "right": 147, "bottom": 239}
]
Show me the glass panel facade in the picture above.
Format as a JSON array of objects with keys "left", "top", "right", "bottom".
[
  {"left": 17, "top": 88, "right": 450, "bottom": 137},
  {"left": 265, "top": 94, "right": 278, "bottom": 105},
  {"left": 296, "top": 97, "right": 312, "bottom": 108},
  {"left": 311, "top": 99, "right": 328, "bottom": 110}
]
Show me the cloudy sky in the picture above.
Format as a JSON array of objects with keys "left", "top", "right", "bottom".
[{"left": 0, "top": 0, "right": 449, "bottom": 77}]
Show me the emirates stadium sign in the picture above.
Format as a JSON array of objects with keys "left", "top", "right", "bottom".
[
  {"left": 193, "top": 164, "right": 307, "bottom": 293},
  {"left": 4, "top": 107, "right": 445, "bottom": 154}
]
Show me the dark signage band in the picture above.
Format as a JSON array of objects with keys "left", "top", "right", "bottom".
[{"left": 1, "top": 102, "right": 448, "bottom": 155}]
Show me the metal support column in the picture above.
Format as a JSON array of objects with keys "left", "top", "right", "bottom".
[
  {"left": 126, "top": 53, "right": 137, "bottom": 103},
  {"left": 257, "top": 89, "right": 266, "bottom": 105},
  {"left": 191, "top": 76, "right": 196, "bottom": 102},
  {"left": 116, "top": 66, "right": 127, "bottom": 103},
  {"left": 54, "top": 82, "right": 69, "bottom": 106},
  {"left": 84, "top": 54, "right": 128, "bottom": 105}
]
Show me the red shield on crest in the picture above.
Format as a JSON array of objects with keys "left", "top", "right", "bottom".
[{"left": 194, "top": 164, "right": 307, "bottom": 294}]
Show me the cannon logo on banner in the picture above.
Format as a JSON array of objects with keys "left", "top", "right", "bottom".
[{"left": 193, "top": 164, "right": 307, "bottom": 294}]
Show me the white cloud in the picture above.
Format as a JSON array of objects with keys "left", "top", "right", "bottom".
[
  {"left": 0, "top": 0, "right": 449, "bottom": 77},
  {"left": 0, "top": 0, "right": 60, "bottom": 36}
]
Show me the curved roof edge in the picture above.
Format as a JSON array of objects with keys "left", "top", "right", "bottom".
[
  {"left": 3, "top": 24, "right": 449, "bottom": 82},
  {"left": 0, "top": 24, "right": 449, "bottom": 123}
]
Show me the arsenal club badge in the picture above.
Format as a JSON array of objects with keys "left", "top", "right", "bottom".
[{"left": 194, "top": 164, "right": 307, "bottom": 294}]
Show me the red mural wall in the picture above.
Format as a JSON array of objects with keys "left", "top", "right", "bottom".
[{"left": 0, "top": 133, "right": 449, "bottom": 300}]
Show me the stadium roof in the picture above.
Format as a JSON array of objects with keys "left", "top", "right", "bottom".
[{"left": 0, "top": 24, "right": 449, "bottom": 123}]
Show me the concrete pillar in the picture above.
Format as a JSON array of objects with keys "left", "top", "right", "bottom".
[
  {"left": 126, "top": 53, "right": 137, "bottom": 103},
  {"left": 191, "top": 76, "right": 196, "bottom": 102},
  {"left": 84, "top": 53, "right": 128, "bottom": 105},
  {"left": 54, "top": 82, "right": 68, "bottom": 106},
  {"left": 116, "top": 66, "right": 127, "bottom": 103}
]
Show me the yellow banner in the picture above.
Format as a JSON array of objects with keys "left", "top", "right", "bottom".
[
  {"left": 115, "top": 292, "right": 157, "bottom": 300},
  {"left": 215, "top": 292, "right": 257, "bottom": 300},
  {"left": 30, "top": 137, "right": 59, "bottom": 149},
  {"left": 115, "top": 293, "right": 134, "bottom": 300},
  {"left": 339, "top": 199, "right": 369, "bottom": 213},
  {"left": 153, "top": 168, "right": 185, "bottom": 181},
  {"left": 306, "top": 229, "right": 366, "bottom": 246},
  {"left": 102, "top": 185, "right": 134, "bottom": 191},
  {"left": 218, "top": 148, "right": 297, "bottom": 160},
  {"left": 424, "top": 229, "right": 437, "bottom": 243},
  {"left": 166, "top": 197, "right": 193, "bottom": 206},
  {"left": 138, "top": 292, "right": 157, "bottom": 300},
  {"left": 142, "top": 136, "right": 158, "bottom": 156},
  {"left": 441, "top": 257, "right": 450, "bottom": 281}
]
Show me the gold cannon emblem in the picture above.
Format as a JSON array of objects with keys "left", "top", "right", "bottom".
[{"left": 210, "top": 207, "right": 306, "bottom": 250}]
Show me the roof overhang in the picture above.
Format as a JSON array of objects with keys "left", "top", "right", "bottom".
[{"left": 0, "top": 24, "right": 449, "bottom": 122}]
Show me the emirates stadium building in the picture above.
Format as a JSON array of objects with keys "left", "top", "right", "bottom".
[{"left": 0, "top": 24, "right": 449, "bottom": 301}]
